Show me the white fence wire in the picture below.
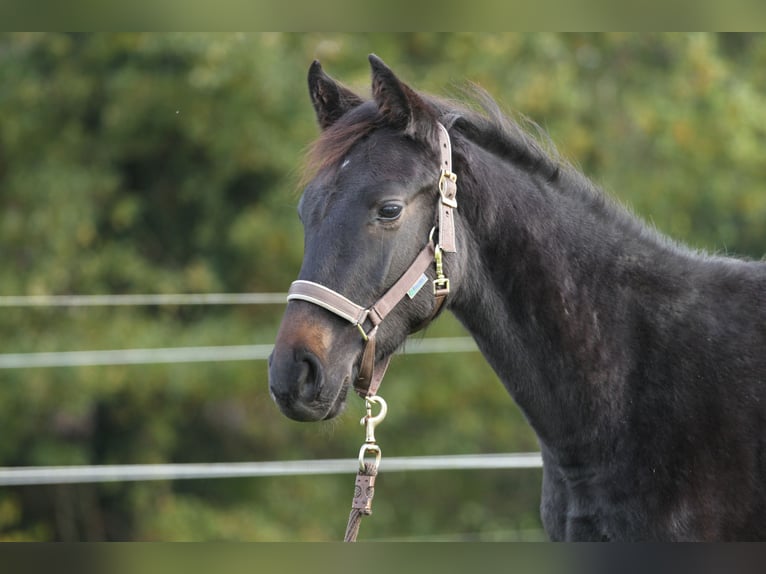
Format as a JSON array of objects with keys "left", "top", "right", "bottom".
[
  {"left": 0, "top": 293, "right": 286, "bottom": 307},
  {"left": 0, "top": 453, "right": 543, "bottom": 486},
  {"left": 0, "top": 337, "right": 478, "bottom": 369}
]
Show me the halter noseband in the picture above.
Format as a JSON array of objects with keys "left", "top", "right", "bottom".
[{"left": 287, "top": 122, "right": 458, "bottom": 398}]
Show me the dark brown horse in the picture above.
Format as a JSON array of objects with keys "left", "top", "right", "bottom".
[{"left": 268, "top": 55, "right": 766, "bottom": 540}]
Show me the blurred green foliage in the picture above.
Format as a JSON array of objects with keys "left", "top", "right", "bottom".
[{"left": 0, "top": 33, "right": 765, "bottom": 541}]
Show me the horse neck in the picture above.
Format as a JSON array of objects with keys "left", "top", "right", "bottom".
[{"left": 447, "top": 141, "right": 675, "bottom": 452}]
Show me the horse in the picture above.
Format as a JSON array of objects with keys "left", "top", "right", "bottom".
[{"left": 268, "top": 54, "right": 766, "bottom": 541}]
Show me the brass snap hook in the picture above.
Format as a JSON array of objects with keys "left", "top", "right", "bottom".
[
  {"left": 361, "top": 395, "right": 387, "bottom": 443},
  {"left": 358, "top": 395, "right": 387, "bottom": 471}
]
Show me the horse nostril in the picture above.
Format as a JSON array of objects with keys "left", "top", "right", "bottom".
[{"left": 296, "top": 349, "right": 323, "bottom": 400}]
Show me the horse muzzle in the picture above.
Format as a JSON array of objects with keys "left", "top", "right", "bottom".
[{"left": 268, "top": 304, "right": 354, "bottom": 421}]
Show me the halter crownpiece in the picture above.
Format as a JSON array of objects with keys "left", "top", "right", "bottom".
[
  {"left": 436, "top": 122, "right": 457, "bottom": 253},
  {"left": 287, "top": 121, "right": 458, "bottom": 398}
]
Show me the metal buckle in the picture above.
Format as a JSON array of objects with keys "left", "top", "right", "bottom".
[
  {"left": 433, "top": 277, "right": 450, "bottom": 295},
  {"left": 439, "top": 170, "right": 458, "bottom": 208},
  {"left": 432, "top": 244, "right": 450, "bottom": 295}
]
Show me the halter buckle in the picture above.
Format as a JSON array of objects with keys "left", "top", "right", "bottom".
[
  {"left": 433, "top": 245, "right": 451, "bottom": 295},
  {"left": 439, "top": 170, "right": 458, "bottom": 208},
  {"left": 433, "top": 277, "right": 450, "bottom": 295}
]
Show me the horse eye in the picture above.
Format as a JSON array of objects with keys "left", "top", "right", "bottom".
[{"left": 377, "top": 203, "right": 403, "bottom": 221}]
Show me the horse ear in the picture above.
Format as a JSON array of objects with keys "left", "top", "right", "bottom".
[
  {"left": 308, "top": 60, "right": 364, "bottom": 130},
  {"left": 368, "top": 54, "right": 437, "bottom": 141}
]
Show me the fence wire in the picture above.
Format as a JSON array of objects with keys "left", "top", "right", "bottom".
[
  {"left": 0, "top": 453, "right": 543, "bottom": 486},
  {"left": 0, "top": 337, "right": 478, "bottom": 369},
  {"left": 0, "top": 293, "right": 286, "bottom": 307}
]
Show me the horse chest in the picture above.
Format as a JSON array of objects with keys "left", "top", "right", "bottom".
[{"left": 542, "top": 460, "right": 638, "bottom": 541}]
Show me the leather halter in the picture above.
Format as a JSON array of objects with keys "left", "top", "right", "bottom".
[{"left": 287, "top": 122, "right": 458, "bottom": 398}]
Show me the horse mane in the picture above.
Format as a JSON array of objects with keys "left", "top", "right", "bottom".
[
  {"left": 448, "top": 85, "right": 626, "bottom": 215},
  {"left": 447, "top": 85, "right": 564, "bottom": 184},
  {"left": 300, "top": 86, "right": 570, "bottom": 187},
  {"left": 444, "top": 87, "right": 692, "bottom": 258}
]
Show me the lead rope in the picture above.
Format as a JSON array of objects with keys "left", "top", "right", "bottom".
[
  {"left": 343, "top": 462, "right": 377, "bottom": 542},
  {"left": 343, "top": 395, "right": 386, "bottom": 542}
]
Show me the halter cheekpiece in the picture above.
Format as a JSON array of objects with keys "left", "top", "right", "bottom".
[{"left": 287, "top": 122, "right": 458, "bottom": 398}]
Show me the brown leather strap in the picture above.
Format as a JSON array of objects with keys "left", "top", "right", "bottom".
[
  {"left": 436, "top": 123, "right": 457, "bottom": 253},
  {"left": 354, "top": 246, "right": 445, "bottom": 398},
  {"left": 370, "top": 243, "right": 435, "bottom": 321},
  {"left": 287, "top": 281, "right": 368, "bottom": 326},
  {"left": 288, "top": 243, "right": 434, "bottom": 333},
  {"left": 358, "top": 287, "right": 447, "bottom": 396},
  {"left": 357, "top": 339, "right": 393, "bottom": 398}
]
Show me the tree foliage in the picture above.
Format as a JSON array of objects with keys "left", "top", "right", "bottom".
[{"left": 1, "top": 33, "right": 765, "bottom": 540}]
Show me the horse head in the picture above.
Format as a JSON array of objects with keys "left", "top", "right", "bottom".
[{"left": 268, "top": 56, "right": 462, "bottom": 421}]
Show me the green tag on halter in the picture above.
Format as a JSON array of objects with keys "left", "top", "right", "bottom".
[{"left": 407, "top": 274, "right": 428, "bottom": 299}]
